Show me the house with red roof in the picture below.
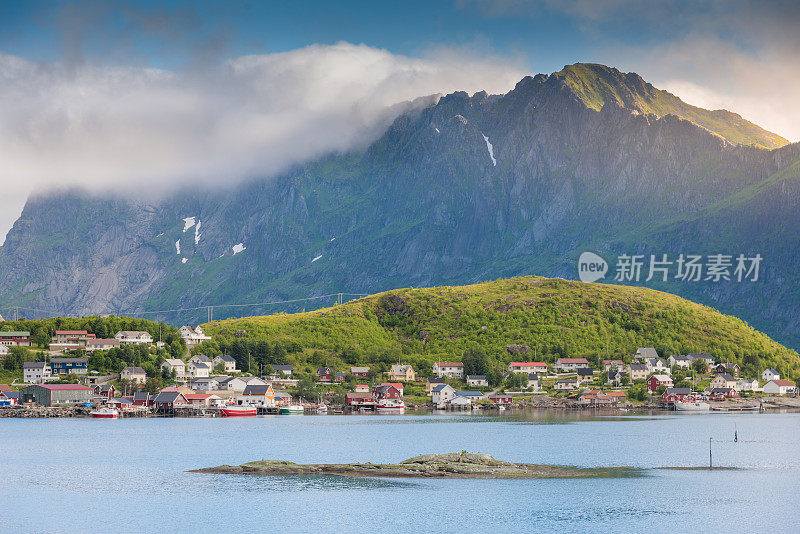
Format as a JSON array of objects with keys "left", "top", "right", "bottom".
[
  {"left": 647, "top": 375, "right": 673, "bottom": 394},
  {"left": 508, "top": 362, "right": 548, "bottom": 374},
  {"left": 763, "top": 379, "right": 797, "bottom": 396},
  {"left": 381, "top": 382, "right": 404, "bottom": 396}
]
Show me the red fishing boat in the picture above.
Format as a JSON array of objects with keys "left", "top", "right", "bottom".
[
  {"left": 220, "top": 405, "right": 257, "bottom": 417},
  {"left": 90, "top": 408, "right": 119, "bottom": 419}
]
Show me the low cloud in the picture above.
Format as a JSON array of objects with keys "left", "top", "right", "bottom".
[{"left": 0, "top": 42, "right": 525, "bottom": 243}]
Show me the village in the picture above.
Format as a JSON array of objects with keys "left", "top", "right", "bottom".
[{"left": 1, "top": 328, "right": 798, "bottom": 417}]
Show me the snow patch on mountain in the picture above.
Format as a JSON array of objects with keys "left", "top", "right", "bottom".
[
  {"left": 312, "top": 254, "right": 322, "bottom": 262},
  {"left": 182, "top": 217, "right": 196, "bottom": 232},
  {"left": 194, "top": 221, "right": 201, "bottom": 245},
  {"left": 482, "top": 134, "right": 496, "bottom": 166},
  {"left": 232, "top": 243, "right": 246, "bottom": 255},
  {"left": 175, "top": 240, "right": 181, "bottom": 255}
]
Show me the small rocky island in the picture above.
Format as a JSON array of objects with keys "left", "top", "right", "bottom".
[{"left": 191, "top": 452, "right": 642, "bottom": 479}]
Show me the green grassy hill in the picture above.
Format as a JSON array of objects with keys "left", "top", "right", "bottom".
[{"left": 201, "top": 276, "right": 800, "bottom": 380}]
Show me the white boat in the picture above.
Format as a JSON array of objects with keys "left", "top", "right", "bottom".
[
  {"left": 279, "top": 404, "right": 304, "bottom": 415},
  {"left": 376, "top": 398, "right": 405, "bottom": 414},
  {"left": 675, "top": 400, "right": 711, "bottom": 412},
  {"left": 316, "top": 404, "right": 328, "bottom": 414},
  {"left": 90, "top": 408, "right": 118, "bottom": 419}
]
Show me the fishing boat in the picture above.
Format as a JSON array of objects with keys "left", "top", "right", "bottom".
[
  {"left": 675, "top": 400, "right": 711, "bottom": 412},
  {"left": 316, "top": 403, "right": 328, "bottom": 414},
  {"left": 90, "top": 408, "right": 118, "bottom": 419},
  {"left": 376, "top": 398, "right": 405, "bottom": 414},
  {"left": 279, "top": 404, "right": 304, "bottom": 415},
  {"left": 220, "top": 405, "right": 257, "bottom": 417}
]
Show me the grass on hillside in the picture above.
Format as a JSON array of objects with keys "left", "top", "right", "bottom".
[{"left": 202, "top": 276, "right": 800, "bottom": 380}]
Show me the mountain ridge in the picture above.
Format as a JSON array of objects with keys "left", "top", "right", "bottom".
[{"left": 1, "top": 63, "right": 799, "bottom": 350}]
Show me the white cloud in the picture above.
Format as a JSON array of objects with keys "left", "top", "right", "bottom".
[{"left": 0, "top": 42, "right": 525, "bottom": 243}]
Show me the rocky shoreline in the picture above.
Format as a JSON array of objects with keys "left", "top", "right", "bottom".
[{"left": 190, "top": 452, "right": 643, "bottom": 479}]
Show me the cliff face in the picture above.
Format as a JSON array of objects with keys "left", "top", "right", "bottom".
[{"left": 1, "top": 63, "right": 799, "bottom": 347}]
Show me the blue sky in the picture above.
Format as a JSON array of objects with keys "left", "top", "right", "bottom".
[{"left": 0, "top": 1, "right": 799, "bottom": 242}]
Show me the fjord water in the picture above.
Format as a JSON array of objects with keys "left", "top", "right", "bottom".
[{"left": 1, "top": 412, "right": 799, "bottom": 533}]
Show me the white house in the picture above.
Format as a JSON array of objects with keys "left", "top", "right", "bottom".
[
  {"left": 554, "top": 378, "right": 578, "bottom": 391},
  {"left": 238, "top": 384, "right": 275, "bottom": 407},
  {"left": 432, "top": 362, "right": 464, "bottom": 379},
  {"left": 161, "top": 359, "right": 186, "bottom": 381},
  {"left": 115, "top": 331, "right": 153, "bottom": 345},
  {"left": 23, "top": 361, "right": 51, "bottom": 384},
  {"left": 179, "top": 325, "right": 212, "bottom": 349},
  {"left": 554, "top": 358, "right": 590, "bottom": 372},
  {"left": 736, "top": 378, "right": 760, "bottom": 392},
  {"left": 212, "top": 355, "right": 237, "bottom": 374},
  {"left": 762, "top": 369, "right": 780, "bottom": 381},
  {"left": 221, "top": 376, "right": 266, "bottom": 392},
  {"left": 448, "top": 395, "right": 473, "bottom": 407},
  {"left": 431, "top": 384, "right": 456, "bottom": 405},
  {"left": 646, "top": 358, "right": 670, "bottom": 375},
  {"left": 763, "top": 379, "right": 796, "bottom": 396},
  {"left": 602, "top": 360, "right": 625, "bottom": 372},
  {"left": 121, "top": 366, "right": 147, "bottom": 384},
  {"left": 466, "top": 375, "right": 488, "bottom": 387},
  {"left": 188, "top": 361, "right": 210, "bottom": 379},
  {"left": 668, "top": 355, "right": 693, "bottom": 369},
  {"left": 508, "top": 362, "right": 548, "bottom": 374}
]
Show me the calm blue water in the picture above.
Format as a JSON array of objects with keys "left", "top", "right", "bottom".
[{"left": 1, "top": 411, "right": 799, "bottom": 533}]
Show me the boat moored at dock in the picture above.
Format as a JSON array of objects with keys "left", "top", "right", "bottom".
[{"left": 220, "top": 405, "right": 258, "bottom": 417}]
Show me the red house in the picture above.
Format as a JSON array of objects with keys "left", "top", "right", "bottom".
[
  {"left": 381, "top": 382, "right": 404, "bottom": 396},
  {"left": 373, "top": 384, "right": 402, "bottom": 400},
  {"left": 317, "top": 366, "right": 333, "bottom": 382},
  {"left": 132, "top": 391, "right": 151, "bottom": 406},
  {"left": 94, "top": 384, "right": 116, "bottom": 399},
  {"left": 647, "top": 375, "right": 673, "bottom": 394},
  {"left": 152, "top": 391, "right": 189, "bottom": 410},
  {"left": 661, "top": 387, "right": 692, "bottom": 403},
  {"left": 345, "top": 392, "right": 375, "bottom": 407},
  {"left": 489, "top": 395, "right": 513, "bottom": 404},
  {"left": 708, "top": 388, "right": 739, "bottom": 400}
]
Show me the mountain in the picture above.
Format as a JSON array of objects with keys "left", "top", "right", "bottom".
[
  {"left": 200, "top": 276, "right": 800, "bottom": 379},
  {"left": 1, "top": 63, "right": 800, "bottom": 349}
]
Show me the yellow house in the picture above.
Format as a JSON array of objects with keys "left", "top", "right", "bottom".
[{"left": 389, "top": 364, "right": 416, "bottom": 382}]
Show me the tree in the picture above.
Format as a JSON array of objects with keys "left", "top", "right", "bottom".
[
  {"left": 504, "top": 372, "right": 528, "bottom": 390},
  {"left": 692, "top": 358, "right": 707, "bottom": 374},
  {"left": 143, "top": 376, "right": 163, "bottom": 394}
]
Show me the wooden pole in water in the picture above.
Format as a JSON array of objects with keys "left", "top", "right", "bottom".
[{"left": 709, "top": 437, "right": 713, "bottom": 468}]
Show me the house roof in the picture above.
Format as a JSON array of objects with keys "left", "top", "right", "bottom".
[
  {"left": 670, "top": 355, "right": 691, "bottom": 361},
  {"left": 192, "top": 362, "right": 210, "bottom": 369},
  {"left": 273, "top": 365, "right": 293, "bottom": 371},
  {"left": 185, "top": 393, "right": 213, "bottom": 400},
  {"left": 509, "top": 362, "right": 547, "bottom": 367},
  {"left": 0, "top": 331, "right": 30, "bottom": 336},
  {"left": 635, "top": 348, "right": 658, "bottom": 359},
  {"left": 650, "top": 374, "right": 672, "bottom": 381},
  {"left": 192, "top": 354, "right": 212, "bottom": 362},
  {"left": 215, "top": 355, "right": 236, "bottom": 362},
  {"left": 51, "top": 357, "right": 88, "bottom": 364},
  {"left": 350, "top": 366, "right": 370, "bottom": 373},
  {"left": 556, "top": 378, "right": 578, "bottom": 384},
  {"left": 709, "top": 388, "right": 734, "bottom": 393},
  {"left": 432, "top": 384, "right": 453, "bottom": 392},
  {"left": 715, "top": 373, "right": 735, "bottom": 381},
  {"left": 454, "top": 391, "right": 483, "bottom": 397},
  {"left": 629, "top": 364, "right": 647, "bottom": 371},
  {"left": 152, "top": 391, "right": 185, "bottom": 403},
  {"left": 374, "top": 384, "right": 401, "bottom": 394},
  {"left": 557, "top": 358, "right": 589, "bottom": 364},
  {"left": 576, "top": 368, "right": 593, "bottom": 376},
  {"left": 54, "top": 330, "right": 89, "bottom": 335},
  {"left": 123, "top": 366, "right": 146, "bottom": 374},
  {"left": 435, "top": 362, "right": 463, "bottom": 367},
  {"left": 162, "top": 359, "right": 185, "bottom": 366},
  {"left": 317, "top": 366, "right": 333, "bottom": 374},
  {"left": 764, "top": 368, "right": 779, "bottom": 374},
  {"left": 1, "top": 391, "right": 19, "bottom": 399},
  {"left": 116, "top": 330, "right": 151, "bottom": 337},
  {"left": 97, "top": 384, "right": 114, "bottom": 392},
  {"left": 23, "top": 361, "right": 46, "bottom": 368},
  {"left": 466, "top": 375, "right": 487, "bottom": 380},
  {"left": 664, "top": 388, "right": 691, "bottom": 395},
  {"left": 770, "top": 379, "right": 796, "bottom": 387},
  {"left": 381, "top": 382, "right": 403, "bottom": 390},
  {"left": 242, "top": 384, "right": 272, "bottom": 396},
  {"left": 0, "top": 384, "right": 12, "bottom": 392},
  {"left": 132, "top": 392, "right": 150, "bottom": 400}
]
